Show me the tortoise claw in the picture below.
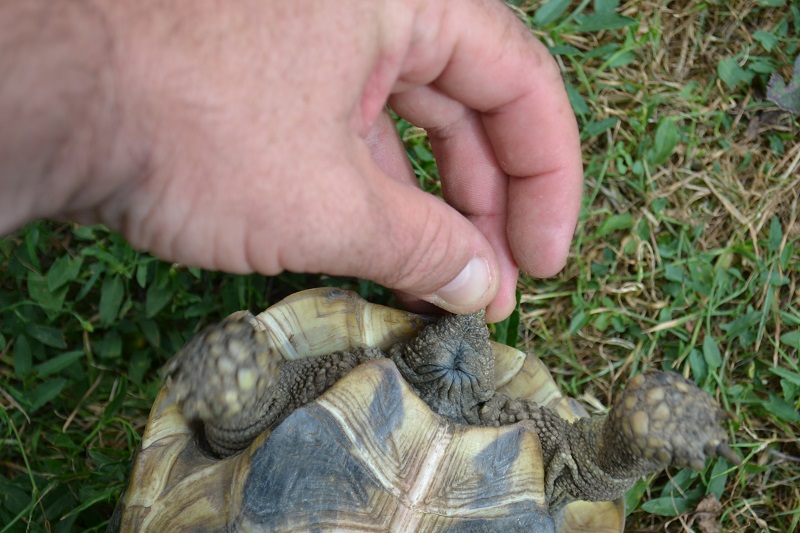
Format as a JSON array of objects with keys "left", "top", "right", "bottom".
[{"left": 712, "top": 441, "right": 742, "bottom": 466}]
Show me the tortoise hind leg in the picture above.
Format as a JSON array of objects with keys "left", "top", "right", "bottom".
[
  {"left": 593, "top": 371, "right": 740, "bottom": 477},
  {"left": 476, "top": 371, "right": 740, "bottom": 508},
  {"left": 551, "top": 372, "right": 739, "bottom": 505},
  {"left": 165, "top": 312, "right": 279, "bottom": 425},
  {"left": 165, "top": 311, "right": 383, "bottom": 457}
]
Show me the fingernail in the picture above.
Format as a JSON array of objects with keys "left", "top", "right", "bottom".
[{"left": 424, "top": 256, "right": 492, "bottom": 312}]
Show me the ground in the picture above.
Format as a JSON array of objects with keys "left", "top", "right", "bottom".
[{"left": 0, "top": 1, "right": 798, "bottom": 531}]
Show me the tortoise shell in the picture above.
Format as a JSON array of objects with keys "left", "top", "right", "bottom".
[{"left": 109, "top": 287, "right": 645, "bottom": 532}]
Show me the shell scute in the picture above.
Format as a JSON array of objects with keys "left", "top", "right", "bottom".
[{"left": 112, "top": 289, "right": 627, "bottom": 533}]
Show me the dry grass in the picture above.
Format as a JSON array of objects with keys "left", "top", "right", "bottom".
[
  {"left": 0, "top": 1, "right": 797, "bottom": 532},
  {"left": 515, "top": 0, "right": 800, "bottom": 531}
]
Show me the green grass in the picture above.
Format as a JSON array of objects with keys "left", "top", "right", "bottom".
[{"left": 2, "top": 1, "right": 799, "bottom": 531}]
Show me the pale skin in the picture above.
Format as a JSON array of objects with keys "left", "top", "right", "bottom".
[{"left": 0, "top": 0, "right": 583, "bottom": 322}]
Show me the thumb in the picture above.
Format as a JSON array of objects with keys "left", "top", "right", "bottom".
[
  {"left": 359, "top": 174, "right": 499, "bottom": 314},
  {"left": 267, "top": 148, "right": 500, "bottom": 315}
]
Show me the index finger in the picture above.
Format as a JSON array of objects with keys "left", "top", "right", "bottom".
[{"left": 401, "top": 0, "right": 583, "bottom": 276}]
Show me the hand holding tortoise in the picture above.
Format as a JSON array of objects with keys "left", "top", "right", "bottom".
[{"left": 0, "top": 0, "right": 582, "bottom": 322}]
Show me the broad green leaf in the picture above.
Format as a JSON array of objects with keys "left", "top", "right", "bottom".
[
  {"left": 24, "top": 224, "right": 41, "bottom": 271},
  {"left": 591, "top": 262, "right": 609, "bottom": 276},
  {"left": 13, "top": 335, "right": 32, "bottom": 378},
  {"left": 138, "top": 318, "right": 161, "bottom": 349},
  {"left": 534, "top": 0, "right": 571, "bottom": 26},
  {"left": 748, "top": 56, "right": 777, "bottom": 75},
  {"left": 99, "top": 275, "right": 124, "bottom": 325},
  {"left": 28, "top": 270, "right": 68, "bottom": 312},
  {"left": 641, "top": 496, "right": 690, "bottom": 516},
  {"left": 583, "top": 117, "right": 618, "bottom": 138},
  {"left": 578, "top": 12, "right": 635, "bottom": 32},
  {"left": 768, "top": 271, "right": 789, "bottom": 287},
  {"left": 75, "top": 263, "right": 104, "bottom": 302},
  {"left": 753, "top": 30, "right": 779, "bottom": 52},
  {"left": 27, "top": 378, "right": 68, "bottom": 412},
  {"left": 781, "top": 241, "right": 795, "bottom": 270},
  {"left": 780, "top": 311, "right": 800, "bottom": 327},
  {"left": 664, "top": 264, "right": 684, "bottom": 282},
  {"left": 493, "top": 295, "right": 521, "bottom": 348},
  {"left": 608, "top": 51, "right": 636, "bottom": 68},
  {"left": 770, "top": 366, "right": 800, "bottom": 386},
  {"left": 717, "top": 57, "right": 755, "bottom": 89},
  {"left": 62, "top": 485, "right": 119, "bottom": 520},
  {"left": 780, "top": 330, "right": 800, "bottom": 350},
  {"left": 596, "top": 213, "right": 633, "bottom": 237},
  {"left": 145, "top": 278, "right": 174, "bottom": 317},
  {"left": 41, "top": 485, "right": 79, "bottom": 528},
  {"left": 702, "top": 335, "right": 722, "bottom": 370},
  {"left": 34, "top": 351, "right": 84, "bottom": 378},
  {"left": 565, "top": 83, "right": 589, "bottom": 116},
  {"left": 0, "top": 472, "right": 32, "bottom": 515},
  {"left": 688, "top": 348, "right": 707, "bottom": 382},
  {"left": 687, "top": 260, "right": 713, "bottom": 297},
  {"left": 658, "top": 468, "right": 699, "bottom": 497},
  {"left": 25, "top": 324, "right": 66, "bottom": 349},
  {"left": 548, "top": 44, "right": 582, "bottom": 56},
  {"left": 136, "top": 262, "right": 149, "bottom": 288},
  {"left": 594, "top": 0, "right": 620, "bottom": 9},
  {"left": 413, "top": 144, "right": 434, "bottom": 162},
  {"left": 624, "top": 479, "right": 648, "bottom": 515},
  {"left": 611, "top": 315, "right": 629, "bottom": 335},
  {"left": 781, "top": 379, "right": 798, "bottom": 404},
  {"left": 128, "top": 350, "right": 152, "bottom": 385},
  {"left": 708, "top": 460, "right": 730, "bottom": 501},
  {"left": 593, "top": 313, "right": 610, "bottom": 332},
  {"left": 584, "top": 42, "right": 620, "bottom": 61},
  {"left": 720, "top": 310, "right": 761, "bottom": 346},
  {"left": 71, "top": 225, "right": 96, "bottom": 240},
  {"left": 81, "top": 246, "right": 127, "bottom": 273},
  {"left": 763, "top": 393, "right": 800, "bottom": 423},
  {"left": 94, "top": 330, "right": 122, "bottom": 360},
  {"left": 46, "top": 255, "right": 83, "bottom": 292},
  {"left": 86, "top": 449, "right": 118, "bottom": 469},
  {"left": 569, "top": 309, "right": 589, "bottom": 334},
  {"left": 768, "top": 216, "right": 783, "bottom": 253},
  {"left": 647, "top": 118, "right": 679, "bottom": 165}
]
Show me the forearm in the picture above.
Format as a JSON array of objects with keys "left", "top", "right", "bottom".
[{"left": 0, "top": 0, "right": 119, "bottom": 235}]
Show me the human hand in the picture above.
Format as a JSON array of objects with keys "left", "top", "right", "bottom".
[{"left": 1, "top": 0, "right": 582, "bottom": 322}]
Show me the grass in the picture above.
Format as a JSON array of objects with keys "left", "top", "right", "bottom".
[{"left": 1, "top": 0, "right": 799, "bottom": 531}]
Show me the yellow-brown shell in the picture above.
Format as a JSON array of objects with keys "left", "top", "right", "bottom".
[{"left": 112, "top": 288, "right": 624, "bottom": 532}]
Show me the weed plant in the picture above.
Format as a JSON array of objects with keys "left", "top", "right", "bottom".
[{"left": 1, "top": 1, "right": 798, "bottom": 531}]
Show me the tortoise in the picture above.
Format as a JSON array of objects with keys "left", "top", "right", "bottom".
[{"left": 109, "top": 287, "right": 739, "bottom": 532}]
